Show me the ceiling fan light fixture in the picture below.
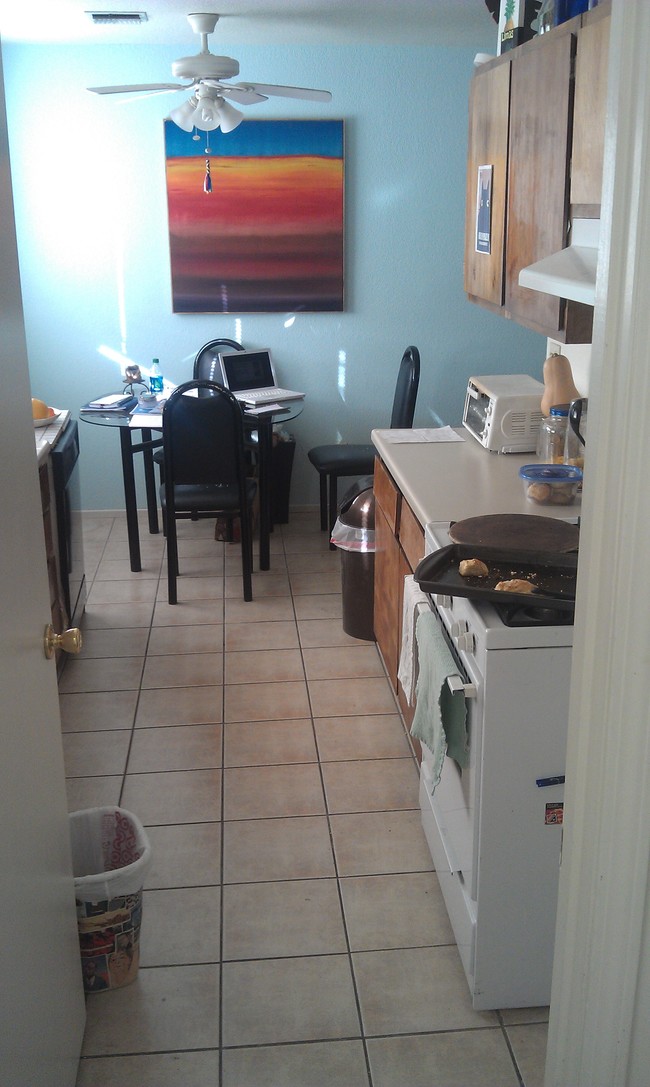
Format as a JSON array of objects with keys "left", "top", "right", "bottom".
[
  {"left": 215, "top": 98, "right": 244, "bottom": 133},
  {"left": 169, "top": 95, "right": 199, "bottom": 132}
]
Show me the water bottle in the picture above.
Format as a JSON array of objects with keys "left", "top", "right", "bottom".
[{"left": 149, "top": 358, "right": 164, "bottom": 395}]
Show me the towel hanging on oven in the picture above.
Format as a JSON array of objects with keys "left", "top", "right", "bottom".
[
  {"left": 397, "top": 575, "right": 430, "bottom": 706},
  {"left": 410, "top": 610, "right": 468, "bottom": 791}
]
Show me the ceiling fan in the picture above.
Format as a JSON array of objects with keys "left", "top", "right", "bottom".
[{"left": 88, "top": 11, "right": 332, "bottom": 134}]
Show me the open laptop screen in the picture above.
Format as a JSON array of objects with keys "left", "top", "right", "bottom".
[{"left": 219, "top": 349, "right": 276, "bottom": 393}]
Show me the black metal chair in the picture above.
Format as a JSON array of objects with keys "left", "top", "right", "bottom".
[
  {"left": 160, "top": 381, "right": 257, "bottom": 604},
  {"left": 193, "top": 338, "right": 244, "bottom": 383},
  {"left": 308, "top": 345, "right": 421, "bottom": 539}
]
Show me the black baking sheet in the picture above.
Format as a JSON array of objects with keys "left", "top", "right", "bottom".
[{"left": 414, "top": 544, "right": 578, "bottom": 611}]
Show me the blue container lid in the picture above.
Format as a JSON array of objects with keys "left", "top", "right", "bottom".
[
  {"left": 519, "top": 463, "right": 583, "bottom": 483},
  {"left": 549, "top": 404, "right": 569, "bottom": 416}
]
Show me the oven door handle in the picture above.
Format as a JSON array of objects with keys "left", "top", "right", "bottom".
[{"left": 447, "top": 674, "right": 477, "bottom": 699}]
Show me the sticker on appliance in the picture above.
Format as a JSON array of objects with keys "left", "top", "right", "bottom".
[{"left": 545, "top": 802, "right": 564, "bottom": 826}]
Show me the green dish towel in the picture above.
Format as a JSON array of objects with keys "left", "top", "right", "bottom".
[{"left": 410, "top": 610, "right": 469, "bottom": 791}]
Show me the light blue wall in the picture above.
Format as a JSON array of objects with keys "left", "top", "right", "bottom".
[{"left": 3, "top": 37, "right": 544, "bottom": 511}]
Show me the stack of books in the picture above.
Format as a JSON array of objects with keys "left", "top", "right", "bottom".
[{"left": 80, "top": 393, "right": 137, "bottom": 413}]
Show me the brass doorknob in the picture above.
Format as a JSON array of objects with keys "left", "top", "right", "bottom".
[{"left": 44, "top": 623, "right": 83, "bottom": 659}]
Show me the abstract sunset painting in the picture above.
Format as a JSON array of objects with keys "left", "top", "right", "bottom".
[{"left": 164, "top": 119, "right": 344, "bottom": 313}]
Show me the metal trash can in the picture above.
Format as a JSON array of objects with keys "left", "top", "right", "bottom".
[{"left": 331, "top": 476, "right": 376, "bottom": 641}]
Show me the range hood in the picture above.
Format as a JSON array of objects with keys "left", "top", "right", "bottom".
[{"left": 518, "top": 218, "right": 599, "bottom": 306}]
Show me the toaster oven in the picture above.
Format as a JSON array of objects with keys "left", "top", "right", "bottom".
[{"left": 462, "top": 374, "right": 544, "bottom": 453}]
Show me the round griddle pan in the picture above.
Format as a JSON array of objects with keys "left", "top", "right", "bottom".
[{"left": 448, "top": 513, "right": 579, "bottom": 553}]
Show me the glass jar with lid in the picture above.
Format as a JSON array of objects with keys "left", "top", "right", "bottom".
[{"left": 537, "top": 404, "right": 569, "bottom": 464}]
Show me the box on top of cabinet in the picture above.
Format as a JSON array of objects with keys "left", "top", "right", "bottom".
[{"left": 498, "top": 0, "right": 541, "bottom": 53}]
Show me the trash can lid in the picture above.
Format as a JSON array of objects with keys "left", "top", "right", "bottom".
[{"left": 338, "top": 486, "right": 375, "bottom": 530}]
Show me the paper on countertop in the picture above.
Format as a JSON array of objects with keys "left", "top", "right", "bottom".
[{"left": 377, "top": 426, "right": 465, "bottom": 444}]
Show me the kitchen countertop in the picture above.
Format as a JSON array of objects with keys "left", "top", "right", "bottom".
[
  {"left": 34, "top": 409, "right": 71, "bottom": 465},
  {"left": 371, "top": 427, "right": 582, "bottom": 528}
]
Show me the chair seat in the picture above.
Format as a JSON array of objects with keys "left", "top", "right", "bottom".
[
  {"left": 307, "top": 443, "right": 375, "bottom": 475},
  {"left": 160, "top": 479, "right": 257, "bottom": 514}
]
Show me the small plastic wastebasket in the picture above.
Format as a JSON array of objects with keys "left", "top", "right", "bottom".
[
  {"left": 331, "top": 476, "right": 376, "bottom": 641},
  {"left": 69, "top": 806, "right": 152, "bottom": 993}
]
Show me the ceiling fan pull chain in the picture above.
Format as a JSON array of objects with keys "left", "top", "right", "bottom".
[{"left": 204, "top": 158, "right": 212, "bottom": 194}]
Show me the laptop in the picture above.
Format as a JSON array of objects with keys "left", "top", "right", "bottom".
[{"left": 218, "top": 348, "right": 305, "bottom": 406}]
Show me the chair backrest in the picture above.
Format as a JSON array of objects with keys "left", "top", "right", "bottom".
[
  {"left": 389, "top": 345, "right": 421, "bottom": 428},
  {"left": 162, "top": 380, "right": 249, "bottom": 491},
  {"left": 193, "top": 338, "right": 244, "bottom": 384}
]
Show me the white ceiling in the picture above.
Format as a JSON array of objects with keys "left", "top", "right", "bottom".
[{"left": 0, "top": 1, "right": 495, "bottom": 47}]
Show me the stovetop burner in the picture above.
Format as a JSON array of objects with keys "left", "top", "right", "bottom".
[{"left": 495, "top": 602, "right": 575, "bottom": 627}]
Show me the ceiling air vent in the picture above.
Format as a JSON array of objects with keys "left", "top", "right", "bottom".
[{"left": 86, "top": 11, "right": 149, "bottom": 25}]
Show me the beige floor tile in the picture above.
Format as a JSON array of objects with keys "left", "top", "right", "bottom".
[
  {"left": 77, "top": 628, "right": 150, "bottom": 659},
  {"left": 223, "top": 878, "right": 347, "bottom": 959},
  {"left": 290, "top": 570, "right": 342, "bottom": 595},
  {"left": 223, "top": 719, "right": 317, "bottom": 766},
  {"left": 322, "top": 758, "right": 419, "bottom": 814},
  {"left": 157, "top": 575, "right": 225, "bottom": 602},
  {"left": 152, "top": 600, "right": 224, "bottom": 626},
  {"left": 135, "top": 686, "right": 222, "bottom": 727},
  {"left": 59, "top": 690, "right": 138, "bottom": 732},
  {"left": 298, "top": 617, "right": 373, "bottom": 648},
  {"left": 127, "top": 724, "right": 222, "bottom": 773},
  {"left": 222, "top": 956, "right": 360, "bottom": 1046},
  {"left": 144, "top": 822, "right": 222, "bottom": 889},
  {"left": 66, "top": 775, "right": 122, "bottom": 812},
  {"left": 314, "top": 714, "right": 412, "bottom": 761},
  {"left": 81, "top": 964, "right": 220, "bottom": 1056},
  {"left": 282, "top": 532, "right": 332, "bottom": 554},
  {"left": 121, "top": 769, "right": 222, "bottom": 824},
  {"left": 224, "top": 679, "right": 310, "bottom": 722},
  {"left": 504, "top": 1023, "right": 548, "bottom": 1087},
  {"left": 87, "top": 580, "right": 158, "bottom": 605},
  {"left": 285, "top": 550, "right": 341, "bottom": 574},
  {"left": 223, "top": 816, "right": 336, "bottom": 883},
  {"left": 354, "top": 946, "right": 498, "bottom": 1036},
  {"left": 94, "top": 558, "right": 162, "bottom": 581},
  {"left": 58, "top": 656, "right": 144, "bottom": 693},
  {"left": 500, "top": 1007, "right": 549, "bottom": 1025},
  {"left": 171, "top": 553, "right": 225, "bottom": 577},
  {"left": 293, "top": 594, "right": 342, "bottom": 620},
  {"left": 225, "top": 597, "right": 295, "bottom": 624},
  {"left": 225, "top": 619, "right": 299, "bottom": 651},
  {"left": 302, "top": 644, "right": 384, "bottom": 680},
  {"left": 147, "top": 624, "right": 223, "bottom": 655},
  {"left": 222, "top": 1040, "right": 369, "bottom": 1087},
  {"left": 223, "top": 763, "right": 325, "bottom": 820},
  {"left": 175, "top": 537, "right": 227, "bottom": 559},
  {"left": 76, "top": 1051, "right": 220, "bottom": 1087},
  {"left": 225, "top": 572, "right": 291, "bottom": 598},
  {"left": 309, "top": 676, "right": 397, "bottom": 717},
  {"left": 141, "top": 886, "right": 221, "bottom": 965},
  {"left": 224, "top": 648, "right": 304, "bottom": 685},
  {"left": 341, "top": 872, "right": 454, "bottom": 951},
  {"left": 83, "top": 601, "right": 155, "bottom": 629},
  {"left": 330, "top": 810, "right": 434, "bottom": 876},
  {"left": 367, "top": 1029, "right": 521, "bottom": 1087},
  {"left": 63, "top": 729, "right": 131, "bottom": 778},
  {"left": 142, "top": 652, "right": 223, "bottom": 688}
]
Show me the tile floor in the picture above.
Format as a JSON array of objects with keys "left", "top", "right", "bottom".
[{"left": 61, "top": 508, "right": 549, "bottom": 1087}]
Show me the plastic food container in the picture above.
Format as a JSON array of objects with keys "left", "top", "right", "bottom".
[{"left": 519, "top": 463, "right": 583, "bottom": 506}]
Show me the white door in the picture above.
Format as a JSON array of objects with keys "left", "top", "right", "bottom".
[{"left": 0, "top": 48, "right": 86, "bottom": 1086}]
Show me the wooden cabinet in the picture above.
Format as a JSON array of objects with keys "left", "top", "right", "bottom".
[
  {"left": 464, "top": 2, "right": 610, "bottom": 343},
  {"left": 571, "top": 1, "right": 611, "bottom": 211},
  {"left": 373, "top": 456, "right": 425, "bottom": 738},
  {"left": 464, "top": 60, "right": 511, "bottom": 309}
]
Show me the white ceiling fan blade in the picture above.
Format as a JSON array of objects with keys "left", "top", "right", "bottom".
[
  {"left": 202, "top": 81, "right": 267, "bottom": 105},
  {"left": 88, "top": 83, "right": 188, "bottom": 96},
  {"left": 233, "top": 82, "right": 332, "bottom": 103}
]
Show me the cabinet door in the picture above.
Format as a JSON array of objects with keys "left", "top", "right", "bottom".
[
  {"left": 571, "top": 1, "right": 611, "bottom": 210},
  {"left": 505, "top": 24, "right": 575, "bottom": 333},
  {"left": 464, "top": 60, "right": 511, "bottom": 307},
  {"left": 374, "top": 499, "right": 401, "bottom": 688}
]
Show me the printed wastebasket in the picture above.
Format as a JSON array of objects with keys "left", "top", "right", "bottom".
[
  {"left": 331, "top": 477, "right": 376, "bottom": 642},
  {"left": 70, "top": 806, "right": 152, "bottom": 993}
]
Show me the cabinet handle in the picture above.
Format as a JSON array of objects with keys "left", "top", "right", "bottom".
[{"left": 447, "top": 674, "right": 477, "bottom": 698}]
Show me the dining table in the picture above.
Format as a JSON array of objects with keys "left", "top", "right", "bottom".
[{"left": 80, "top": 399, "right": 302, "bottom": 574}]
